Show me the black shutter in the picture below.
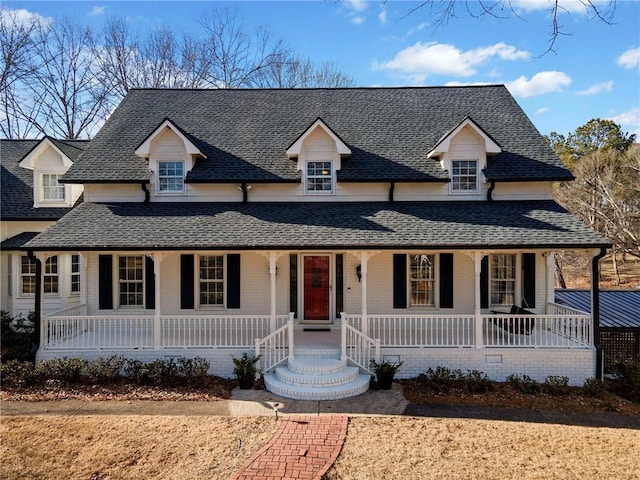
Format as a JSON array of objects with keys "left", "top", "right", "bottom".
[
  {"left": 335, "top": 254, "right": 344, "bottom": 317},
  {"left": 145, "top": 256, "right": 155, "bottom": 310},
  {"left": 227, "top": 253, "right": 241, "bottom": 309},
  {"left": 289, "top": 254, "right": 298, "bottom": 318},
  {"left": 180, "top": 254, "right": 194, "bottom": 310},
  {"left": 98, "top": 255, "right": 113, "bottom": 310},
  {"left": 393, "top": 254, "right": 407, "bottom": 309},
  {"left": 480, "top": 256, "right": 489, "bottom": 309},
  {"left": 439, "top": 253, "right": 454, "bottom": 308},
  {"left": 522, "top": 253, "right": 536, "bottom": 308}
]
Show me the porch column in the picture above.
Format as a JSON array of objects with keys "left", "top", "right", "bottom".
[
  {"left": 269, "top": 251, "right": 278, "bottom": 332},
  {"left": 591, "top": 247, "right": 607, "bottom": 379},
  {"left": 80, "top": 252, "right": 88, "bottom": 308},
  {"left": 360, "top": 251, "right": 369, "bottom": 336},
  {"left": 546, "top": 252, "right": 555, "bottom": 313},
  {"left": 474, "top": 251, "right": 484, "bottom": 348},
  {"left": 152, "top": 253, "right": 165, "bottom": 349}
]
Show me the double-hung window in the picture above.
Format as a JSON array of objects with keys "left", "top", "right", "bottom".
[
  {"left": 42, "top": 173, "right": 65, "bottom": 201},
  {"left": 119, "top": 256, "right": 144, "bottom": 307},
  {"left": 157, "top": 161, "right": 184, "bottom": 193},
  {"left": 199, "top": 255, "right": 224, "bottom": 306},
  {"left": 20, "top": 256, "right": 36, "bottom": 295},
  {"left": 71, "top": 254, "right": 81, "bottom": 294},
  {"left": 451, "top": 160, "right": 478, "bottom": 193},
  {"left": 490, "top": 254, "right": 516, "bottom": 306},
  {"left": 410, "top": 254, "right": 435, "bottom": 306},
  {"left": 43, "top": 256, "right": 59, "bottom": 294},
  {"left": 305, "top": 161, "right": 333, "bottom": 194}
]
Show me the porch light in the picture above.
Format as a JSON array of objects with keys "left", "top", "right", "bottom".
[{"left": 356, "top": 264, "right": 361, "bottom": 282}]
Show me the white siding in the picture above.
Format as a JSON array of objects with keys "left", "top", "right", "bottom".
[{"left": 84, "top": 184, "right": 145, "bottom": 203}]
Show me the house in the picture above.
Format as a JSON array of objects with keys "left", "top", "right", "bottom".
[
  {"left": 556, "top": 289, "right": 640, "bottom": 373},
  {"left": 1, "top": 138, "right": 87, "bottom": 317},
  {"left": 13, "top": 86, "right": 611, "bottom": 400}
]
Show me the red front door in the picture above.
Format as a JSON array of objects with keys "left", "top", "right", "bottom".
[{"left": 303, "top": 255, "right": 330, "bottom": 321}]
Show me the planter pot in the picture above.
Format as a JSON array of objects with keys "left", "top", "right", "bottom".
[
  {"left": 237, "top": 374, "right": 255, "bottom": 390},
  {"left": 376, "top": 372, "right": 395, "bottom": 390}
]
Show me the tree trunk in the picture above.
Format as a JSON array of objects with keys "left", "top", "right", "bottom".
[{"left": 555, "top": 255, "right": 567, "bottom": 289}]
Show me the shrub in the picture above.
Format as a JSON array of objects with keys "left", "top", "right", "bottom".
[
  {"left": 147, "top": 358, "right": 180, "bottom": 387},
  {"left": 506, "top": 374, "right": 541, "bottom": 394},
  {"left": 542, "top": 376, "right": 570, "bottom": 395},
  {"left": 85, "top": 356, "right": 126, "bottom": 383},
  {"left": 178, "top": 357, "right": 210, "bottom": 386},
  {"left": 464, "top": 370, "right": 494, "bottom": 394},
  {"left": 123, "top": 359, "right": 151, "bottom": 385},
  {"left": 582, "top": 377, "right": 606, "bottom": 398},
  {"left": 35, "top": 357, "right": 86, "bottom": 382},
  {"left": 0, "top": 360, "right": 37, "bottom": 387},
  {"left": 613, "top": 357, "right": 640, "bottom": 402},
  {"left": 1, "top": 311, "right": 36, "bottom": 362},
  {"left": 422, "top": 366, "right": 464, "bottom": 393}
]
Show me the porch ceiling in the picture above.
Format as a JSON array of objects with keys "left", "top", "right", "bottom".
[{"left": 24, "top": 200, "right": 610, "bottom": 251}]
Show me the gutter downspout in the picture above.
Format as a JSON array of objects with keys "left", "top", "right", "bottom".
[
  {"left": 140, "top": 182, "right": 150, "bottom": 203},
  {"left": 388, "top": 181, "right": 395, "bottom": 203},
  {"left": 27, "top": 250, "right": 42, "bottom": 357},
  {"left": 241, "top": 182, "right": 249, "bottom": 203},
  {"left": 592, "top": 247, "right": 607, "bottom": 379},
  {"left": 487, "top": 180, "right": 496, "bottom": 202}
]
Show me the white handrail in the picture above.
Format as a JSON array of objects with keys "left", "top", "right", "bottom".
[
  {"left": 254, "top": 313, "right": 294, "bottom": 373},
  {"left": 341, "top": 314, "right": 380, "bottom": 374}
]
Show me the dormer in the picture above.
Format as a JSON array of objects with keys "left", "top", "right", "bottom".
[
  {"left": 135, "top": 118, "right": 206, "bottom": 196},
  {"left": 19, "top": 137, "right": 83, "bottom": 208},
  {"left": 286, "top": 118, "right": 351, "bottom": 195},
  {"left": 427, "top": 117, "right": 501, "bottom": 194}
]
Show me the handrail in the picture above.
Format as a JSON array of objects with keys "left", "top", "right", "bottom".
[
  {"left": 254, "top": 313, "right": 294, "bottom": 373},
  {"left": 44, "top": 304, "right": 87, "bottom": 318},
  {"left": 341, "top": 313, "right": 380, "bottom": 374}
]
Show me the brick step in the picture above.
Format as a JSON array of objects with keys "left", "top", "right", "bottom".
[
  {"left": 288, "top": 356, "right": 346, "bottom": 375},
  {"left": 263, "top": 372, "right": 371, "bottom": 401},
  {"left": 275, "top": 365, "right": 361, "bottom": 386}
]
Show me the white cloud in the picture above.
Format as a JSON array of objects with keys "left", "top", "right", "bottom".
[
  {"left": 352, "top": 15, "right": 365, "bottom": 25},
  {"left": 376, "top": 42, "right": 529, "bottom": 82},
  {"left": 0, "top": 7, "right": 51, "bottom": 28},
  {"left": 506, "top": 71, "right": 572, "bottom": 98},
  {"left": 444, "top": 81, "right": 494, "bottom": 87},
  {"left": 378, "top": 9, "right": 387, "bottom": 25},
  {"left": 536, "top": 107, "right": 550, "bottom": 115},
  {"left": 609, "top": 107, "right": 640, "bottom": 137},
  {"left": 407, "top": 22, "right": 430, "bottom": 37},
  {"left": 510, "top": 0, "right": 606, "bottom": 14},
  {"left": 576, "top": 81, "right": 613, "bottom": 96},
  {"left": 88, "top": 6, "right": 107, "bottom": 16},
  {"left": 345, "top": 0, "right": 368, "bottom": 13},
  {"left": 617, "top": 47, "right": 640, "bottom": 70}
]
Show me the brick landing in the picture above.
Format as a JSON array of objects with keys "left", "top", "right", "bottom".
[{"left": 229, "top": 415, "right": 348, "bottom": 480}]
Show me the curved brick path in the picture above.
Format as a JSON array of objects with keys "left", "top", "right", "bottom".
[{"left": 228, "top": 415, "right": 348, "bottom": 480}]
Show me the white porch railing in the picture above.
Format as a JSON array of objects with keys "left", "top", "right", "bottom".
[
  {"left": 255, "top": 313, "right": 294, "bottom": 373},
  {"left": 162, "top": 314, "right": 288, "bottom": 348},
  {"left": 45, "top": 303, "right": 88, "bottom": 317},
  {"left": 364, "top": 314, "right": 476, "bottom": 347},
  {"left": 342, "top": 314, "right": 380, "bottom": 374},
  {"left": 548, "top": 302, "right": 589, "bottom": 317}
]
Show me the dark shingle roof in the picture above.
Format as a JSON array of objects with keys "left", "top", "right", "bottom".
[
  {"left": 0, "top": 232, "right": 40, "bottom": 250},
  {"left": 62, "top": 86, "right": 573, "bottom": 184},
  {"left": 1, "top": 139, "right": 87, "bottom": 220},
  {"left": 24, "top": 200, "right": 609, "bottom": 251},
  {"left": 555, "top": 289, "right": 640, "bottom": 329}
]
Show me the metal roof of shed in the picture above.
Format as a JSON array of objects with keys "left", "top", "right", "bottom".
[{"left": 555, "top": 289, "right": 640, "bottom": 329}]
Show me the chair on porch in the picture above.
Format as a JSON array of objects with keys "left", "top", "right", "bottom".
[{"left": 491, "top": 304, "right": 536, "bottom": 335}]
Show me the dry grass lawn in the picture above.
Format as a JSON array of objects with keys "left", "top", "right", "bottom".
[{"left": 2, "top": 415, "right": 638, "bottom": 480}]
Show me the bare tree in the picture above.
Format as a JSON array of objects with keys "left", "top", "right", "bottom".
[
  {"left": 254, "top": 55, "right": 355, "bottom": 88},
  {"left": 397, "top": 0, "right": 617, "bottom": 54}
]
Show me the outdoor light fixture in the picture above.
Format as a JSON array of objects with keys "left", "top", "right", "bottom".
[{"left": 355, "top": 264, "right": 361, "bottom": 282}]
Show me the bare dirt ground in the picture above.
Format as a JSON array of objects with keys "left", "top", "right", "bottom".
[{"left": 562, "top": 252, "right": 640, "bottom": 289}]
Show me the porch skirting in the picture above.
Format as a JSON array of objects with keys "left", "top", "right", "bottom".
[{"left": 36, "top": 345, "right": 597, "bottom": 386}]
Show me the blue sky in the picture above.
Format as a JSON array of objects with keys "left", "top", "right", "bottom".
[{"left": 6, "top": 0, "right": 640, "bottom": 137}]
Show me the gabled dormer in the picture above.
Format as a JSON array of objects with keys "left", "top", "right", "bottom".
[
  {"left": 427, "top": 117, "right": 501, "bottom": 195},
  {"left": 286, "top": 118, "right": 351, "bottom": 195},
  {"left": 135, "top": 118, "right": 206, "bottom": 196},
  {"left": 19, "top": 137, "right": 84, "bottom": 208}
]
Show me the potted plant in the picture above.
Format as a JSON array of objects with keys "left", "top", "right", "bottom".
[
  {"left": 370, "top": 359, "right": 403, "bottom": 390},
  {"left": 232, "top": 352, "right": 261, "bottom": 389}
]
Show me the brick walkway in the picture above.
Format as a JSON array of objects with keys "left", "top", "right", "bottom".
[{"left": 229, "top": 415, "right": 348, "bottom": 480}]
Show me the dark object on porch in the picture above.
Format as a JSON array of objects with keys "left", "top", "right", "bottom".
[
  {"left": 232, "top": 353, "right": 261, "bottom": 390},
  {"left": 370, "top": 360, "right": 403, "bottom": 390},
  {"left": 303, "top": 328, "right": 331, "bottom": 332},
  {"left": 491, "top": 305, "right": 536, "bottom": 335}
]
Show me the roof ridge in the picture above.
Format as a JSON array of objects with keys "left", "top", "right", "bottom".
[{"left": 127, "top": 85, "right": 507, "bottom": 93}]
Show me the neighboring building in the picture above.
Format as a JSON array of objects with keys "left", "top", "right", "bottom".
[
  {"left": 1, "top": 138, "right": 87, "bottom": 317},
  {"left": 556, "top": 289, "right": 640, "bottom": 373},
  {"left": 13, "top": 86, "right": 611, "bottom": 399}
]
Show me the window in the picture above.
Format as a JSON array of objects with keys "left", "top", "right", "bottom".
[
  {"left": 20, "top": 256, "right": 36, "bottom": 295},
  {"left": 410, "top": 254, "right": 435, "bottom": 306},
  {"left": 305, "top": 161, "right": 333, "bottom": 193},
  {"left": 490, "top": 254, "right": 516, "bottom": 306},
  {"left": 71, "top": 254, "right": 80, "bottom": 294},
  {"left": 42, "top": 173, "right": 65, "bottom": 200},
  {"left": 451, "top": 160, "right": 478, "bottom": 193},
  {"left": 157, "top": 161, "right": 184, "bottom": 193},
  {"left": 119, "top": 256, "right": 143, "bottom": 306},
  {"left": 199, "top": 255, "right": 224, "bottom": 305},
  {"left": 43, "top": 256, "right": 59, "bottom": 294}
]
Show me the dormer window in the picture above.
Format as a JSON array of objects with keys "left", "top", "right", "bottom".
[
  {"left": 305, "top": 161, "right": 334, "bottom": 194},
  {"left": 157, "top": 161, "right": 185, "bottom": 193},
  {"left": 42, "top": 173, "right": 65, "bottom": 201},
  {"left": 451, "top": 160, "right": 479, "bottom": 193}
]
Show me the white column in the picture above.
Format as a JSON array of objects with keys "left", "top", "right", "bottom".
[
  {"left": 360, "top": 251, "right": 369, "bottom": 336},
  {"left": 269, "top": 251, "right": 277, "bottom": 332},
  {"left": 152, "top": 253, "right": 164, "bottom": 349},
  {"left": 79, "top": 252, "right": 88, "bottom": 309},
  {"left": 287, "top": 311, "right": 295, "bottom": 361},
  {"left": 340, "top": 311, "right": 347, "bottom": 361},
  {"left": 546, "top": 252, "right": 555, "bottom": 313},
  {"left": 474, "top": 251, "right": 484, "bottom": 348}
]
